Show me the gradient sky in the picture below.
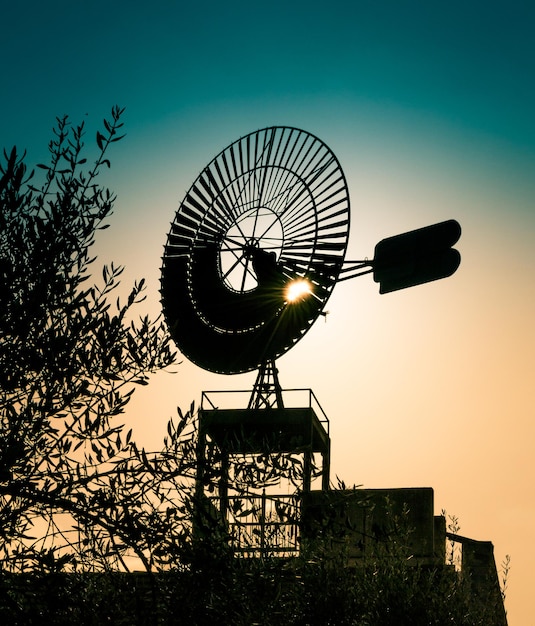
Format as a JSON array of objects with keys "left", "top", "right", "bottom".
[{"left": 2, "top": 1, "right": 534, "bottom": 622}]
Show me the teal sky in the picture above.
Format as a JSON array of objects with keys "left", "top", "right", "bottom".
[
  {"left": 3, "top": 1, "right": 535, "bottom": 154},
  {"left": 2, "top": 2, "right": 534, "bottom": 622}
]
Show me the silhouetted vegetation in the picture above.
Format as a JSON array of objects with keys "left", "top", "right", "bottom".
[
  {"left": 0, "top": 110, "right": 507, "bottom": 624},
  {"left": 0, "top": 541, "right": 508, "bottom": 625},
  {"left": 0, "top": 108, "right": 196, "bottom": 573}
]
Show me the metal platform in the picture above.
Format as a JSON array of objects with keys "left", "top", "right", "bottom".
[{"left": 198, "top": 388, "right": 330, "bottom": 492}]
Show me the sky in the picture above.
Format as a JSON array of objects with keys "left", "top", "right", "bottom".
[{"left": 2, "top": 0, "right": 534, "bottom": 622}]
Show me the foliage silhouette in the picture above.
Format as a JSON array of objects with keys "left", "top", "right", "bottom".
[{"left": 0, "top": 108, "right": 198, "bottom": 573}]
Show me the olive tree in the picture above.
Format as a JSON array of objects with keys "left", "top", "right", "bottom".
[{"left": 0, "top": 107, "right": 196, "bottom": 573}]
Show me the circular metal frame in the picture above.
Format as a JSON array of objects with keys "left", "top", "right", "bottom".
[{"left": 161, "top": 126, "right": 350, "bottom": 374}]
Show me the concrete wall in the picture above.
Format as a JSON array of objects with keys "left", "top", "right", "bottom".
[{"left": 301, "top": 487, "right": 440, "bottom": 563}]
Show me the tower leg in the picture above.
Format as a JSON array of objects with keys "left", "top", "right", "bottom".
[
  {"left": 322, "top": 439, "right": 331, "bottom": 491},
  {"left": 248, "top": 359, "right": 284, "bottom": 409},
  {"left": 303, "top": 448, "right": 312, "bottom": 493}
]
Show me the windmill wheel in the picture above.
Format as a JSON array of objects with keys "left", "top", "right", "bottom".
[{"left": 161, "top": 126, "right": 350, "bottom": 374}]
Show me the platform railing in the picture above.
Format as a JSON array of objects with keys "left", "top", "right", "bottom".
[{"left": 200, "top": 388, "right": 329, "bottom": 434}]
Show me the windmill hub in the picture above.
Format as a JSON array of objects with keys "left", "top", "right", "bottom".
[{"left": 220, "top": 206, "right": 284, "bottom": 292}]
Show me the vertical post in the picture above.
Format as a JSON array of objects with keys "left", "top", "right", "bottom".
[
  {"left": 193, "top": 413, "right": 207, "bottom": 542},
  {"left": 195, "top": 412, "right": 207, "bottom": 503},
  {"left": 303, "top": 448, "right": 312, "bottom": 493},
  {"left": 219, "top": 450, "right": 229, "bottom": 526},
  {"left": 322, "top": 438, "right": 331, "bottom": 491},
  {"left": 260, "top": 488, "right": 266, "bottom": 554}
]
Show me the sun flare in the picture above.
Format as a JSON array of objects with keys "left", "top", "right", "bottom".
[{"left": 285, "top": 279, "right": 312, "bottom": 303}]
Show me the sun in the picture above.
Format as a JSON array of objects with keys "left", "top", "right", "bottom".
[{"left": 285, "top": 278, "right": 312, "bottom": 303}]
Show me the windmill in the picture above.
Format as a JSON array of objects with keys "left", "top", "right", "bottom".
[{"left": 160, "top": 126, "right": 461, "bottom": 555}]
